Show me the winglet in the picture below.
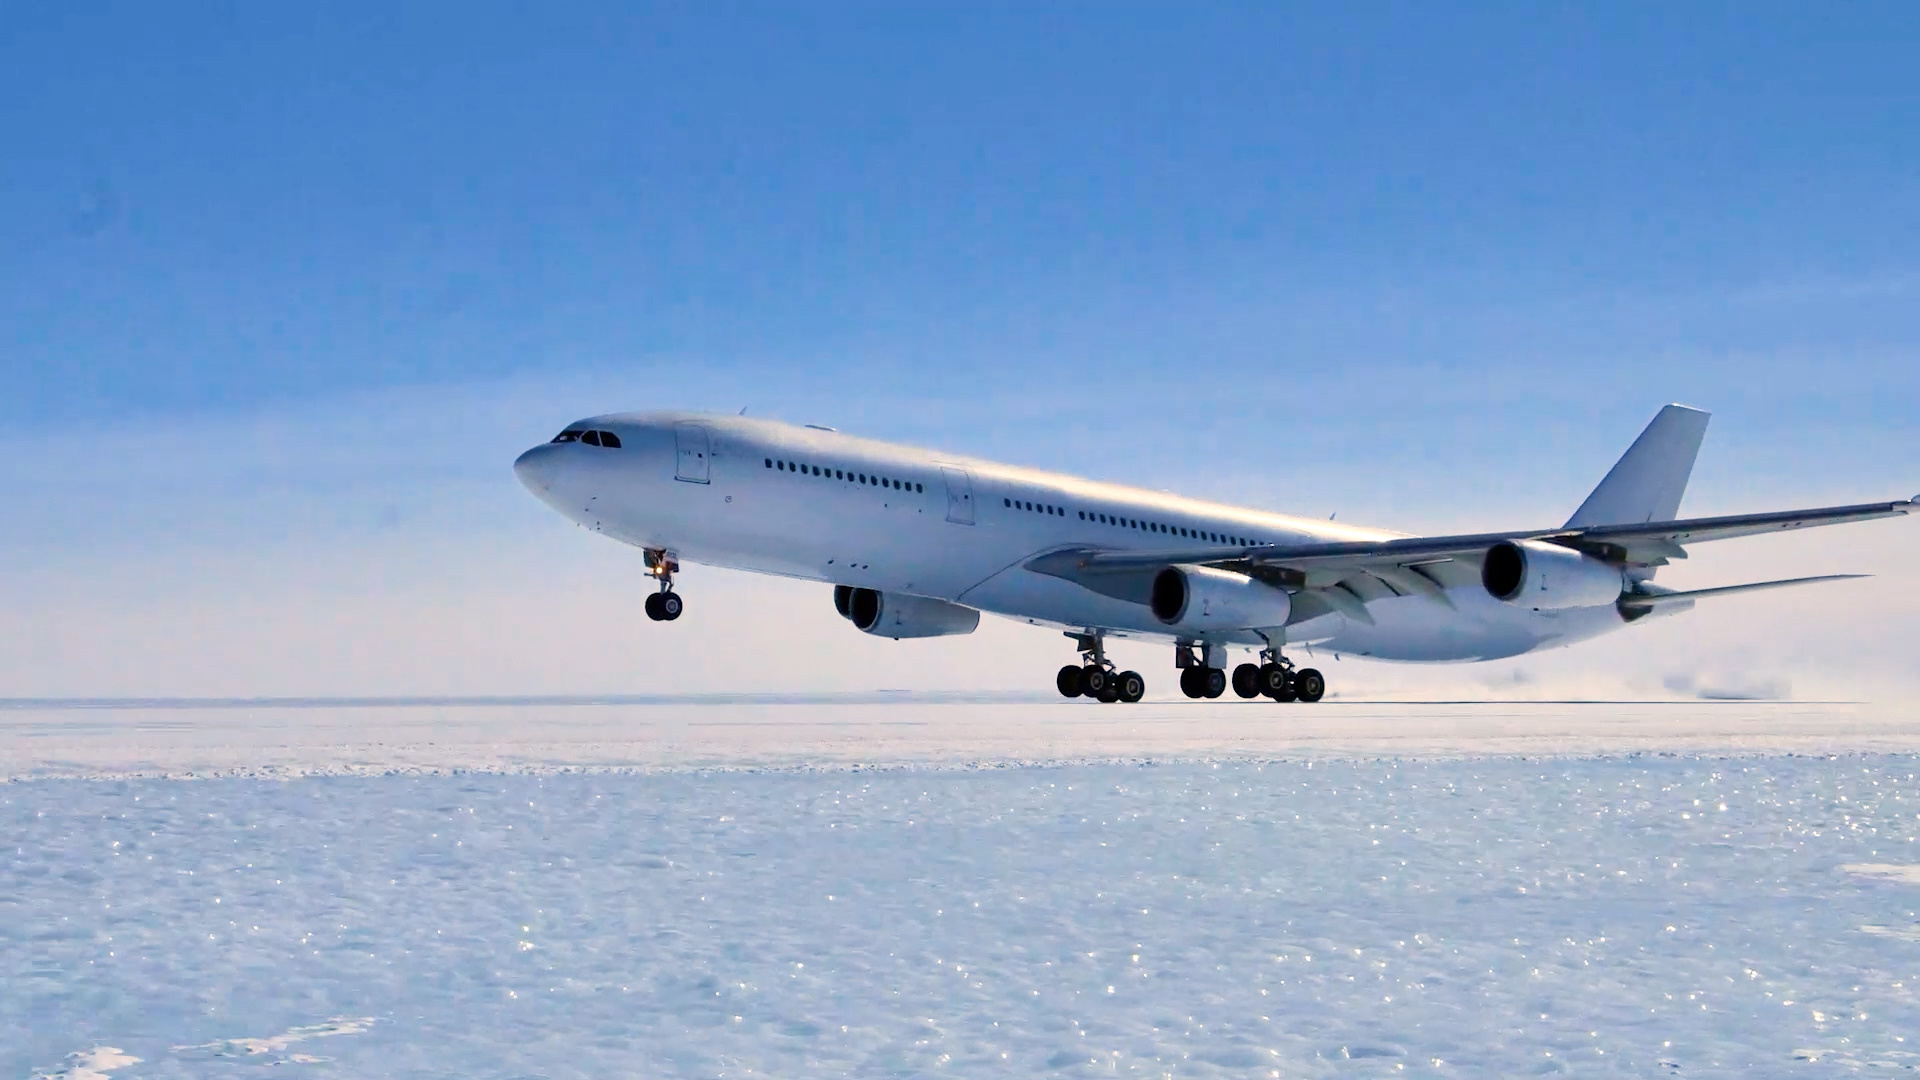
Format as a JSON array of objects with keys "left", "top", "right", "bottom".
[{"left": 1565, "top": 404, "right": 1711, "bottom": 528}]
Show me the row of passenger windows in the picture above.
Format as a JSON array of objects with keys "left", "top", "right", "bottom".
[
  {"left": 1007, "top": 495, "right": 1259, "bottom": 546},
  {"left": 766, "top": 458, "right": 924, "bottom": 494},
  {"left": 551, "top": 429, "right": 622, "bottom": 448}
]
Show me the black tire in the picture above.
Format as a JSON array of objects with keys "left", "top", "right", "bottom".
[
  {"left": 1231, "top": 663, "right": 1261, "bottom": 699},
  {"left": 1293, "top": 667, "right": 1326, "bottom": 702},
  {"left": 644, "top": 593, "right": 664, "bottom": 621},
  {"left": 1179, "top": 667, "right": 1203, "bottom": 699},
  {"left": 1259, "top": 663, "right": 1295, "bottom": 702},
  {"left": 1097, "top": 682, "right": 1120, "bottom": 703},
  {"left": 1116, "top": 670, "right": 1145, "bottom": 703},
  {"left": 1079, "top": 665, "right": 1109, "bottom": 697},
  {"left": 659, "top": 592, "right": 684, "bottom": 621},
  {"left": 1202, "top": 667, "right": 1227, "bottom": 699},
  {"left": 1056, "top": 665, "right": 1084, "bottom": 698}
]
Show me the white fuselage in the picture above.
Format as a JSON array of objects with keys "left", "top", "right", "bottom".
[{"left": 513, "top": 411, "right": 1630, "bottom": 662}]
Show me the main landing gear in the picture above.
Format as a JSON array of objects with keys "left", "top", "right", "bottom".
[
  {"left": 642, "top": 548, "right": 683, "bottom": 622},
  {"left": 1056, "top": 632, "right": 1145, "bottom": 704},
  {"left": 1223, "top": 645, "right": 1325, "bottom": 703},
  {"left": 1176, "top": 642, "right": 1229, "bottom": 699}
]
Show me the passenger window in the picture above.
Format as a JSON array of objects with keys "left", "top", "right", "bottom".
[
  {"left": 600, "top": 432, "right": 622, "bottom": 449},
  {"left": 777, "top": 461, "right": 785, "bottom": 471},
  {"left": 765, "top": 458, "right": 773, "bottom": 468},
  {"left": 582, "top": 430, "right": 602, "bottom": 446}
]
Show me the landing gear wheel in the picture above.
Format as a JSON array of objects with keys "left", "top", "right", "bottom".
[
  {"left": 1056, "top": 665, "right": 1084, "bottom": 698},
  {"left": 657, "top": 592, "right": 683, "bottom": 621},
  {"left": 1258, "top": 663, "right": 1295, "bottom": 702},
  {"left": 1179, "top": 667, "right": 1203, "bottom": 699},
  {"left": 1201, "top": 667, "right": 1227, "bottom": 699},
  {"left": 1079, "top": 665, "right": 1110, "bottom": 697},
  {"left": 1293, "top": 667, "right": 1326, "bottom": 703},
  {"left": 1115, "top": 671, "right": 1145, "bottom": 703},
  {"left": 644, "top": 593, "right": 665, "bottom": 621},
  {"left": 1096, "top": 682, "right": 1120, "bottom": 703},
  {"left": 1231, "top": 663, "right": 1262, "bottom": 699}
]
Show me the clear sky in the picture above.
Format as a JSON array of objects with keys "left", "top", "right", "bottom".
[{"left": 2, "top": 3, "right": 1914, "bottom": 698}]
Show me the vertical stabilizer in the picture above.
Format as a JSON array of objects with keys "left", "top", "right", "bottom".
[{"left": 1564, "top": 404, "right": 1710, "bottom": 527}]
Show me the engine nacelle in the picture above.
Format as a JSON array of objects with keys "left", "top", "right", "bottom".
[
  {"left": 1480, "top": 540, "right": 1624, "bottom": 609},
  {"left": 835, "top": 586, "right": 980, "bottom": 639},
  {"left": 1150, "top": 565, "right": 1293, "bottom": 632}
]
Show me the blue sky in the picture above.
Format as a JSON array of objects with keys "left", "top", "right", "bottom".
[{"left": 2, "top": 3, "right": 1914, "bottom": 696}]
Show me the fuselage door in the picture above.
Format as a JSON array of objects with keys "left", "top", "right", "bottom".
[
  {"left": 674, "top": 423, "right": 712, "bottom": 484},
  {"left": 940, "top": 466, "right": 975, "bottom": 525}
]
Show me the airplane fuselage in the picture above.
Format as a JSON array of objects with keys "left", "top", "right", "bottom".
[{"left": 513, "top": 411, "right": 1628, "bottom": 663}]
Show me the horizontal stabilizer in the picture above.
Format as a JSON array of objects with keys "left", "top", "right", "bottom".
[{"left": 1618, "top": 574, "right": 1868, "bottom": 610}]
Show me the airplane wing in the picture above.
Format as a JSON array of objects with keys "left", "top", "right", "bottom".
[
  {"left": 1065, "top": 497, "right": 1917, "bottom": 577},
  {"left": 1025, "top": 496, "right": 1914, "bottom": 625}
]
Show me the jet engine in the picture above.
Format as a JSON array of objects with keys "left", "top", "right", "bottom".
[
  {"left": 1480, "top": 540, "right": 1624, "bottom": 609},
  {"left": 1150, "top": 565, "right": 1293, "bottom": 632},
  {"left": 834, "top": 586, "right": 980, "bottom": 639}
]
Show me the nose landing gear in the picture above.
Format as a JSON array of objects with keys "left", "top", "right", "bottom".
[
  {"left": 1057, "top": 632, "right": 1144, "bottom": 703},
  {"left": 643, "top": 548, "right": 683, "bottom": 622}
]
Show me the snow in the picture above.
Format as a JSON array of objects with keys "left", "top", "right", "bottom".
[{"left": 10, "top": 750, "right": 1920, "bottom": 1076}]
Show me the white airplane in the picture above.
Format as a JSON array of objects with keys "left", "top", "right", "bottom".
[{"left": 514, "top": 405, "right": 1911, "bottom": 703}]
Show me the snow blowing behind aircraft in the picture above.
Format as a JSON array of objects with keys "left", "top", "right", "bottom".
[{"left": 514, "top": 405, "right": 1913, "bottom": 703}]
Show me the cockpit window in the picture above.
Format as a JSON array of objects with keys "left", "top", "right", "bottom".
[
  {"left": 582, "top": 430, "right": 602, "bottom": 446},
  {"left": 599, "top": 431, "right": 621, "bottom": 449},
  {"left": 552, "top": 429, "right": 583, "bottom": 443}
]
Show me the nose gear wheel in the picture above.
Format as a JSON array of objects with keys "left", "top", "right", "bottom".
[{"left": 643, "top": 548, "right": 683, "bottom": 622}]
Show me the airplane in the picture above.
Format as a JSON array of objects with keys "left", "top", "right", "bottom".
[{"left": 513, "top": 405, "right": 1912, "bottom": 703}]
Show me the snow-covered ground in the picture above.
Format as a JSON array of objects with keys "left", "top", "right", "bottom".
[{"left": 10, "top": 747, "right": 1920, "bottom": 1077}]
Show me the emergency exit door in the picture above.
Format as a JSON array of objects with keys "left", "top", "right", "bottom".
[
  {"left": 674, "top": 423, "right": 711, "bottom": 483},
  {"left": 940, "top": 466, "right": 974, "bottom": 524}
]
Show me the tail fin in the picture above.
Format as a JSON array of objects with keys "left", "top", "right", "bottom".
[{"left": 1564, "top": 404, "right": 1711, "bottom": 527}]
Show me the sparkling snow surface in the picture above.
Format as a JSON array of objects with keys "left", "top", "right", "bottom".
[{"left": 11, "top": 757, "right": 1920, "bottom": 1077}]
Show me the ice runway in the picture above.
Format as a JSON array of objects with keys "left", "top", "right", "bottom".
[
  {"left": 9, "top": 700, "right": 1920, "bottom": 1077},
  {"left": 4, "top": 695, "right": 1918, "bottom": 779}
]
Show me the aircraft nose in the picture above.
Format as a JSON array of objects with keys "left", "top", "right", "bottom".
[{"left": 514, "top": 444, "right": 559, "bottom": 492}]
